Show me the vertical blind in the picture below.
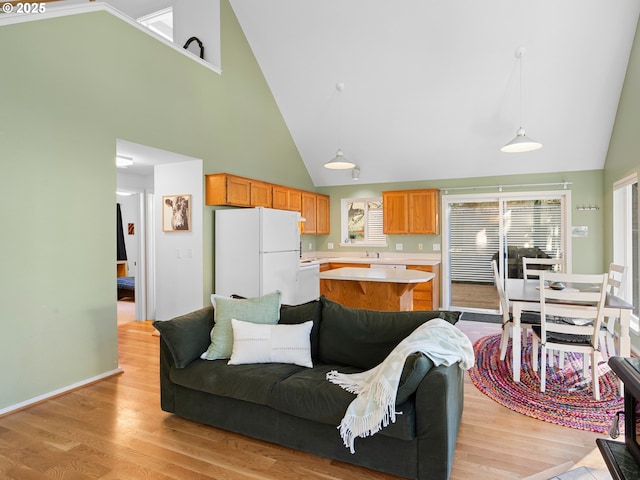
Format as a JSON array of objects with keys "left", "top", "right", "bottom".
[{"left": 449, "top": 199, "right": 563, "bottom": 283}]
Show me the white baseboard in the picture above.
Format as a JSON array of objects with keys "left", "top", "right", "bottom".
[{"left": 0, "top": 368, "right": 123, "bottom": 417}]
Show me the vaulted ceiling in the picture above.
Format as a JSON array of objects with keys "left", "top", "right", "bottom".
[{"left": 229, "top": 0, "right": 640, "bottom": 187}]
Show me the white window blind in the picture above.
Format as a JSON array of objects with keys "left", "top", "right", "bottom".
[
  {"left": 505, "top": 199, "right": 563, "bottom": 257},
  {"left": 449, "top": 202, "right": 500, "bottom": 283}
]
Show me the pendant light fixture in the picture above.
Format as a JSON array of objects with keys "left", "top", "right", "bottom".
[
  {"left": 501, "top": 47, "right": 542, "bottom": 153},
  {"left": 324, "top": 82, "right": 356, "bottom": 169}
]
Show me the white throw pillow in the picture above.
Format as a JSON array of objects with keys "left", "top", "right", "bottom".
[{"left": 228, "top": 319, "right": 313, "bottom": 368}]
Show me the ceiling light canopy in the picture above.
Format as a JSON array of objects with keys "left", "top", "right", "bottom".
[
  {"left": 324, "top": 149, "right": 355, "bottom": 169},
  {"left": 501, "top": 47, "right": 542, "bottom": 153},
  {"left": 351, "top": 166, "right": 360, "bottom": 181},
  {"left": 116, "top": 155, "right": 134, "bottom": 168}
]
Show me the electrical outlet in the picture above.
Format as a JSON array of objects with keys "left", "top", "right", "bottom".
[
  {"left": 418, "top": 243, "right": 423, "bottom": 251},
  {"left": 395, "top": 243, "right": 403, "bottom": 251},
  {"left": 433, "top": 243, "right": 441, "bottom": 252},
  {"left": 328, "top": 242, "right": 334, "bottom": 249},
  {"left": 308, "top": 243, "right": 313, "bottom": 250}
]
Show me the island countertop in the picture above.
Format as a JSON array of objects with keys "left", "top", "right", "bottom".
[{"left": 319, "top": 267, "right": 435, "bottom": 284}]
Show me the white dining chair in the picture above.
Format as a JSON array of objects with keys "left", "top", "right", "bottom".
[
  {"left": 522, "top": 256, "right": 567, "bottom": 367},
  {"left": 599, "top": 263, "right": 626, "bottom": 359},
  {"left": 492, "top": 260, "right": 540, "bottom": 360},
  {"left": 531, "top": 271, "right": 608, "bottom": 400},
  {"left": 522, "top": 257, "right": 565, "bottom": 280}
]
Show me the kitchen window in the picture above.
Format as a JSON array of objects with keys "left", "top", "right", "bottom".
[{"left": 341, "top": 197, "right": 387, "bottom": 246}]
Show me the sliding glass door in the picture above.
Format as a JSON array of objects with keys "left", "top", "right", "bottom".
[
  {"left": 442, "top": 191, "right": 570, "bottom": 313},
  {"left": 448, "top": 199, "right": 501, "bottom": 310}
]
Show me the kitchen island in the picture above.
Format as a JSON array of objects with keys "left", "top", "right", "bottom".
[{"left": 319, "top": 267, "right": 435, "bottom": 311}]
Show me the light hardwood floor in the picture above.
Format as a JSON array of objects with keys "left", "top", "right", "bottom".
[{"left": 0, "top": 320, "right": 607, "bottom": 480}]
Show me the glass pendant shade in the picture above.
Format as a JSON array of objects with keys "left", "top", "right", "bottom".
[
  {"left": 501, "top": 127, "right": 542, "bottom": 153},
  {"left": 324, "top": 149, "right": 356, "bottom": 169}
]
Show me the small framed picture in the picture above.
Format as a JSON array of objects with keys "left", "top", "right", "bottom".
[{"left": 163, "top": 194, "right": 191, "bottom": 232}]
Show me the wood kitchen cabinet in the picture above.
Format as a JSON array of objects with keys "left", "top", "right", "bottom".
[
  {"left": 301, "top": 192, "right": 317, "bottom": 234},
  {"left": 250, "top": 180, "right": 272, "bottom": 207},
  {"left": 316, "top": 194, "right": 330, "bottom": 234},
  {"left": 273, "top": 185, "right": 302, "bottom": 212},
  {"left": 382, "top": 190, "right": 408, "bottom": 234},
  {"left": 205, "top": 174, "right": 272, "bottom": 208},
  {"left": 301, "top": 192, "right": 330, "bottom": 235},
  {"left": 406, "top": 264, "right": 440, "bottom": 310},
  {"left": 206, "top": 174, "right": 250, "bottom": 206},
  {"left": 327, "top": 262, "right": 369, "bottom": 270},
  {"left": 382, "top": 188, "right": 440, "bottom": 235},
  {"left": 205, "top": 173, "right": 329, "bottom": 234}
]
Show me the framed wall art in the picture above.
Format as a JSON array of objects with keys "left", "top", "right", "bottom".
[{"left": 163, "top": 194, "right": 191, "bottom": 232}]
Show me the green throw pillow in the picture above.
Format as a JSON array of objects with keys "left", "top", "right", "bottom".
[
  {"left": 396, "top": 353, "right": 434, "bottom": 404},
  {"left": 201, "top": 291, "right": 282, "bottom": 360}
]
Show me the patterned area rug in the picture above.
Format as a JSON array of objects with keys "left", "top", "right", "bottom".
[{"left": 469, "top": 334, "right": 623, "bottom": 433}]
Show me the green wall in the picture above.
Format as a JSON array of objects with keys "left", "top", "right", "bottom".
[
  {"left": 317, "top": 169, "right": 604, "bottom": 274},
  {"left": 603, "top": 17, "right": 640, "bottom": 264},
  {"left": 0, "top": 2, "right": 311, "bottom": 410}
]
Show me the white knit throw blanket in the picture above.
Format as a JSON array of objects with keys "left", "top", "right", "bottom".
[{"left": 326, "top": 318, "right": 474, "bottom": 453}]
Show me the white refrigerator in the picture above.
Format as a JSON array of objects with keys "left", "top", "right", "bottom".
[{"left": 215, "top": 207, "right": 302, "bottom": 304}]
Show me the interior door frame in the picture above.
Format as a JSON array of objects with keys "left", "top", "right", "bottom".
[{"left": 441, "top": 189, "right": 572, "bottom": 312}]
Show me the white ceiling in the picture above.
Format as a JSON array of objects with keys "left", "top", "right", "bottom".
[
  {"left": 116, "top": 139, "right": 199, "bottom": 177},
  {"left": 229, "top": 0, "right": 640, "bottom": 187}
]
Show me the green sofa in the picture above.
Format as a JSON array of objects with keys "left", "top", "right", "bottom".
[{"left": 153, "top": 297, "right": 464, "bottom": 480}]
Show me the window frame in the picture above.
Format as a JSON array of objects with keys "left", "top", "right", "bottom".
[
  {"left": 613, "top": 173, "right": 639, "bottom": 332},
  {"left": 340, "top": 197, "right": 387, "bottom": 247}
]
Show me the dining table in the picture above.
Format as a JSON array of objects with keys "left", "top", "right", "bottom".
[{"left": 506, "top": 277, "right": 634, "bottom": 383}]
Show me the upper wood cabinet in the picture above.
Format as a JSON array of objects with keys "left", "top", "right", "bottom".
[
  {"left": 272, "top": 185, "right": 289, "bottom": 210},
  {"left": 316, "top": 194, "right": 330, "bottom": 234},
  {"left": 382, "top": 188, "right": 440, "bottom": 235},
  {"left": 250, "top": 180, "right": 272, "bottom": 208},
  {"left": 300, "top": 192, "right": 330, "bottom": 235},
  {"left": 273, "top": 185, "right": 302, "bottom": 212},
  {"left": 206, "top": 174, "right": 250, "bottom": 206},
  {"left": 301, "top": 192, "right": 317, "bottom": 234},
  {"left": 205, "top": 174, "right": 271, "bottom": 208},
  {"left": 289, "top": 190, "right": 302, "bottom": 212},
  {"left": 408, "top": 189, "right": 439, "bottom": 234},
  {"left": 382, "top": 190, "right": 408, "bottom": 234},
  {"left": 206, "top": 174, "right": 330, "bottom": 234}
]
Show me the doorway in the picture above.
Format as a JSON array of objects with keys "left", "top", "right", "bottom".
[
  {"left": 115, "top": 138, "right": 204, "bottom": 323},
  {"left": 116, "top": 190, "right": 153, "bottom": 323},
  {"left": 442, "top": 190, "right": 571, "bottom": 314}
]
